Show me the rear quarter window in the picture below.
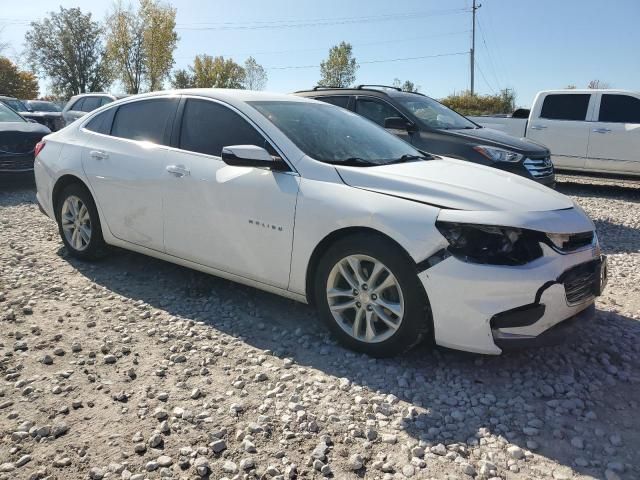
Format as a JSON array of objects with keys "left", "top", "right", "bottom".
[{"left": 540, "top": 94, "right": 590, "bottom": 121}]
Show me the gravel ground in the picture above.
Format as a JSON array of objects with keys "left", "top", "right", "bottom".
[{"left": 1, "top": 178, "right": 639, "bottom": 480}]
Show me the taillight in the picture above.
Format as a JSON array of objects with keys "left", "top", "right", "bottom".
[{"left": 34, "top": 140, "right": 46, "bottom": 158}]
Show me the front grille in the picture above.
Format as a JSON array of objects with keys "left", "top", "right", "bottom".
[
  {"left": 0, "top": 153, "right": 34, "bottom": 171},
  {"left": 561, "top": 260, "right": 598, "bottom": 305},
  {"left": 524, "top": 156, "right": 554, "bottom": 178}
]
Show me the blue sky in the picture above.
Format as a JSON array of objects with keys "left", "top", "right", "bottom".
[{"left": 1, "top": 0, "right": 639, "bottom": 107}]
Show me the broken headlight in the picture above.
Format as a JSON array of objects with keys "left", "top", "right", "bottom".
[{"left": 435, "top": 221, "right": 543, "bottom": 265}]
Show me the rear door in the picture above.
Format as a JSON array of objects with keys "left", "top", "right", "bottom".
[
  {"left": 81, "top": 97, "right": 179, "bottom": 251},
  {"left": 63, "top": 98, "right": 86, "bottom": 125},
  {"left": 354, "top": 96, "right": 413, "bottom": 143},
  {"left": 526, "top": 93, "right": 594, "bottom": 170},
  {"left": 586, "top": 93, "right": 640, "bottom": 174},
  {"left": 314, "top": 95, "right": 353, "bottom": 110}
]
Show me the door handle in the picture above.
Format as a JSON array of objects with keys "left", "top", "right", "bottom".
[
  {"left": 166, "top": 165, "right": 190, "bottom": 177},
  {"left": 89, "top": 150, "right": 108, "bottom": 160},
  {"left": 530, "top": 125, "right": 547, "bottom": 130},
  {"left": 592, "top": 128, "right": 611, "bottom": 133}
]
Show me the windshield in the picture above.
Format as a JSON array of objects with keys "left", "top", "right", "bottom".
[
  {"left": 26, "top": 101, "right": 61, "bottom": 112},
  {"left": 1, "top": 99, "right": 27, "bottom": 112},
  {"left": 249, "top": 101, "right": 424, "bottom": 165},
  {"left": 0, "top": 103, "right": 25, "bottom": 122},
  {"left": 396, "top": 95, "right": 477, "bottom": 130}
]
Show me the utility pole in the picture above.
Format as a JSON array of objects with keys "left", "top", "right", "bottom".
[{"left": 470, "top": 0, "right": 481, "bottom": 95}]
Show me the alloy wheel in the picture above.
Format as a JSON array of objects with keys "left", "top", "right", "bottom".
[
  {"left": 326, "top": 254, "right": 405, "bottom": 343},
  {"left": 61, "top": 195, "right": 92, "bottom": 252}
]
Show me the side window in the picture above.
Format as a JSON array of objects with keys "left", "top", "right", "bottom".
[
  {"left": 81, "top": 97, "right": 101, "bottom": 112},
  {"left": 539, "top": 94, "right": 590, "bottom": 121},
  {"left": 111, "top": 98, "right": 179, "bottom": 145},
  {"left": 84, "top": 109, "right": 114, "bottom": 134},
  {"left": 179, "top": 99, "right": 274, "bottom": 157},
  {"left": 599, "top": 94, "right": 640, "bottom": 123},
  {"left": 316, "top": 96, "right": 350, "bottom": 109},
  {"left": 355, "top": 98, "right": 402, "bottom": 126},
  {"left": 71, "top": 98, "right": 85, "bottom": 111},
  {"left": 100, "top": 97, "right": 113, "bottom": 107}
]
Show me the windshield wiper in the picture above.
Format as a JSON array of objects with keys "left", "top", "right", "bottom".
[
  {"left": 385, "top": 154, "right": 429, "bottom": 165},
  {"left": 324, "top": 157, "right": 377, "bottom": 167}
]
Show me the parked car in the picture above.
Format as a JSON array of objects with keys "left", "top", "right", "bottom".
[
  {"left": 469, "top": 89, "right": 640, "bottom": 176},
  {"left": 0, "top": 95, "right": 63, "bottom": 132},
  {"left": 62, "top": 93, "right": 127, "bottom": 126},
  {"left": 0, "top": 101, "right": 50, "bottom": 176},
  {"left": 295, "top": 85, "right": 555, "bottom": 187},
  {"left": 34, "top": 90, "right": 606, "bottom": 356}
]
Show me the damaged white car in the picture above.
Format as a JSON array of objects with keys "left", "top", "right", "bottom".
[{"left": 34, "top": 90, "right": 607, "bottom": 356}]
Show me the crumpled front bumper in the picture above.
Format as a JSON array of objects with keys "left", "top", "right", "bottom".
[{"left": 419, "top": 242, "right": 606, "bottom": 355}]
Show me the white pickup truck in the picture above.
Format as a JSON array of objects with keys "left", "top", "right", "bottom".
[{"left": 470, "top": 89, "right": 640, "bottom": 176}]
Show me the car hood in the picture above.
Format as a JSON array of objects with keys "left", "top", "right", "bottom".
[
  {"left": 0, "top": 121, "right": 50, "bottom": 135},
  {"left": 336, "top": 157, "right": 573, "bottom": 212},
  {"left": 441, "top": 126, "right": 548, "bottom": 154}
]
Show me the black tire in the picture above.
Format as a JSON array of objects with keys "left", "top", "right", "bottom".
[
  {"left": 314, "top": 233, "right": 431, "bottom": 357},
  {"left": 55, "top": 183, "right": 108, "bottom": 260}
]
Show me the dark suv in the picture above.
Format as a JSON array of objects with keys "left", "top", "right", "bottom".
[{"left": 295, "top": 85, "right": 555, "bottom": 187}]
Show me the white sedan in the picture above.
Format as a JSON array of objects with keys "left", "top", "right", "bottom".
[{"left": 34, "top": 89, "right": 607, "bottom": 356}]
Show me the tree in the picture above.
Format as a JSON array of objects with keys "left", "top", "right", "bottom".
[
  {"left": 105, "top": 0, "right": 178, "bottom": 93},
  {"left": 141, "top": 0, "right": 178, "bottom": 91},
  {"left": 0, "top": 57, "right": 39, "bottom": 98},
  {"left": 243, "top": 56, "right": 267, "bottom": 90},
  {"left": 189, "top": 55, "right": 245, "bottom": 88},
  {"left": 25, "top": 7, "right": 111, "bottom": 97},
  {"left": 171, "top": 68, "right": 194, "bottom": 89},
  {"left": 393, "top": 78, "right": 420, "bottom": 93},
  {"left": 441, "top": 88, "right": 517, "bottom": 116},
  {"left": 318, "top": 41, "right": 357, "bottom": 87},
  {"left": 588, "top": 79, "right": 610, "bottom": 89},
  {"left": 105, "top": 2, "right": 146, "bottom": 94}
]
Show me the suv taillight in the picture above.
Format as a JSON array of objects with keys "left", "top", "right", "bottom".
[{"left": 34, "top": 140, "right": 46, "bottom": 158}]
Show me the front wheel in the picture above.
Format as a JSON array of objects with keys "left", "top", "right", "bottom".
[{"left": 314, "top": 234, "right": 431, "bottom": 357}]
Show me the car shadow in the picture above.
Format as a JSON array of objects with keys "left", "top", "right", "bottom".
[{"left": 60, "top": 245, "right": 640, "bottom": 478}]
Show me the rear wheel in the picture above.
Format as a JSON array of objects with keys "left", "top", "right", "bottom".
[
  {"left": 55, "top": 183, "right": 107, "bottom": 260},
  {"left": 315, "top": 234, "right": 431, "bottom": 357}
]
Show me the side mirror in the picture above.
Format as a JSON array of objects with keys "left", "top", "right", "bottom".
[
  {"left": 384, "top": 116, "right": 416, "bottom": 132},
  {"left": 221, "top": 145, "right": 287, "bottom": 171}
]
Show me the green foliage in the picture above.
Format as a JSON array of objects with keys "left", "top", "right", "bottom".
[
  {"left": 105, "top": 0, "right": 178, "bottom": 93},
  {"left": 171, "top": 68, "right": 194, "bottom": 89},
  {"left": 0, "top": 57, "right": 39, "bottom": 99},
  {"left": 24, "top": 7, "right": 111, "bottom": 97},
  {"left": 393, "top": 78, "right": 419, "bottom": 93},
  {"left": 318, "top": 41, "right": 358, "bottom": 88},
  {"left": 187, "top": 55, "right": 245, "bottom": 88},
  {"left": 441, "top": 88, "right": 516, "bottom": 116},
  {"left": 243, "top": 56, "right": 267, "bottom": 90}
]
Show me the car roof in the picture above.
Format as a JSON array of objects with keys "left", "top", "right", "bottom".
[
  {"left": 537, "top": 89, "right": 639, "bottom": 95},
  {"left": 294, "top": 86, "right": 427, "bottom": 99},
  {"left": 104, "top": 89, "right": 320, "bottom": 106}
]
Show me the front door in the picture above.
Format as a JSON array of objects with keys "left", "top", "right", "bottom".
[
  {"left": 526, "top": 92, "right": 594, "bottom": 170},
  {"left": 586, "top": 93, "right": 640, "bottom": 174},
  {"left": 162, "top": 97, "right": 299, "bottom": 288},
  {"left": 355, "top": 96, "right": 413, "bottom": 143}
]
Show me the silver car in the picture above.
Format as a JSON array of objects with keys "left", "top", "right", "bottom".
[{"left": 62, "top": 93, "right": 128, "bottom": 126}]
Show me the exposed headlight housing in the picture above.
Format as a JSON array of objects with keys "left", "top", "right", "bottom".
[
  {"left": 473, "top": 145, "right": 524, "bottom": 163},
  {"left": 436, "top": 221, "right": 543, "bottom": 265}
]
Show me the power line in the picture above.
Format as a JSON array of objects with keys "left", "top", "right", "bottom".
[
  {"left": 474, "top": 59, "right": 497, "bottom": 94},
  {"left": 267, "top": 51, "right": 468, "bottom": 71},
  {"left": 176, "top": 8, "right": 470, "bottom": 31},
  {"left": 174, "top": 30, "right": 471, "bottom": 60},
  {"left": 476, "top": 16, "right": 502, "bottom": 91}
]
